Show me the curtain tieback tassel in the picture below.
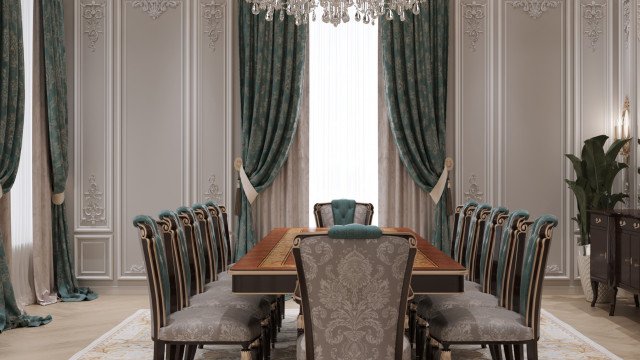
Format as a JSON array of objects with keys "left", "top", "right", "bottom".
[
  {"left": 429, "top": 157, "right": 454, "bottom": 204},
  {"left": 234, "top": 158, "right": 258, "bottom": 204},
  {"left": 52, "top": 192, "right": 65, "bottom": 205}
]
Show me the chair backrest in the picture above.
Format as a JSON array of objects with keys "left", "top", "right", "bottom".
[
  {"left": 520, "top": 215, "right": 558, "bottom": 339},
  {"left": 158, "top": 210, "right": 192, "bottom": 309},
  {"left": 204, "top": 201, "right": 229, "bottom": 271},
  {"left": 134, "top": 215, "right": 171, "bottom": 339},
  {"left": 478, "top": 207, "right": 509, "bottom": 293},
  {"left": 464, "top": 204, "right": 492, "bottom": 281},
  {"left": 219, "top": 205, "right": 234, "bottom": 263},
  {"left": 496, "top": 210, "right": 530, "bottom": 309},
  {"left": 177, "top": 206, "right": 207, "bottom": 295},
  {"left": 192, "top": 203, "right": 219, "bottom": 282},
  {"left": 293, "top": 227, "right": 416, "bottom": 360},
  {"left": 452, "top": 200, "right": 478, "bottom": 263},
  {"left": 313, "top": 200, "right": 374, "bottom": 227}
]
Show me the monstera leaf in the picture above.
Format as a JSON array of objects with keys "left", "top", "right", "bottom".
[{"left": 565, "top": 135, "right": 630, "bottom": 247}]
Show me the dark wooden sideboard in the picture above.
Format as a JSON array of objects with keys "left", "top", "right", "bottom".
[{"left": 589, "top": 210, "right": 640, "bottom": 316}]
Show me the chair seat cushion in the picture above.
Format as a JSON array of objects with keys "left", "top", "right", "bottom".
[
  {"left": 428, "top": 307, "right": 534, "bottom": 343},
  {"left": 296, "top": 333, "right": 411, "bottom": 360},
  {"left": 158, "top": 306, "right": 262, "bottom": 343},
  {"left": 417, "top": 290, "right": 499, "bottom": 320},
  {"left": 193, "top": 283, "right": 272, "bottom": 319}
]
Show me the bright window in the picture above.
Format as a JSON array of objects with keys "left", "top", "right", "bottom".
[{"left": 308, "top": 15, "right": 379, "bottom": 225}]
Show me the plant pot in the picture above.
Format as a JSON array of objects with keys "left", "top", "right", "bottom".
[{"left": 577, "top": 245, "right": 613, "bottom": 304}]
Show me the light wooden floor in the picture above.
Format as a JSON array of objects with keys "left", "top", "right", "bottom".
[{"left": 0, "top": 287, "right": 638, "bottom": 359}]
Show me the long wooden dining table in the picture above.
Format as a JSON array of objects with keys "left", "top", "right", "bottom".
[{"left": 229, "top": 227, "right": 467, "bottom": 295}]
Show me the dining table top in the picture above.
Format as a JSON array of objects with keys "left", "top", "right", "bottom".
[{"left": 230, "top": 227, "right": 466, "bottom": 275}]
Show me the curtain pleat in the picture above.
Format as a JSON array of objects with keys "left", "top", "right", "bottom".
[
  {"left": 379, "top": 0, "right": 451, "bottom": 253},
  {"left": 40, "top": 0, "right": 96, "bottom": 302},
  {"left": 253, "top": 66, "right": 309, "bottom": 240},
  {"left": 0, "top": 0, "right": 51, "bottom": 331},
  {"left": 236, "top": 2, "right": 308, "bottom": 260}
]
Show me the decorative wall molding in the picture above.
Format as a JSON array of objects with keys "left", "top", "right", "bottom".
[
  {"left": 81, "top": 1, "right": 105, "bottom": 52},
  {"left": 581, "top": 1, "right": 606, "bottom": 51},
  {"left": 462, "top": 1, "right": 485, "bottom": 51},
  {"left": 202, "top": 1, "right": 224, "bottom": 51},
  {"left": 131, "top": 0, "right": 181, "bottom": 20},
  {"left": 464, "top": 174, "right": 485, "bottom": 202},
  {"left": 507, "top": 0, "right": 561, "bottom": 19},
  {"left": 204, "top": 175, "right": 223, "bottom": 202},
  {"left": 637, "top": 4, "right": 640, "bottom": 42},
  {"left": 545, "top": 264, "right": 561, "bottom": 274},
  {"left": 82, "top": 174, "right": 105, "bottom": 225},
  {"left": 623, "top": 0, "right": 631, "bottom": 47},
  {"left": 126, "top": 264, "right": 146, "bottom": 274}
]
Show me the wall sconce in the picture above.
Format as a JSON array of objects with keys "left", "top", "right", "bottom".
[{"left": 615, "top": 96, "right": 631, "bottom": 158}]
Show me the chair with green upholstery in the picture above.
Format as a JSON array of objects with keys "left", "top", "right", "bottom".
[
  {"left": 134, "top": 215, "right": 264, "bottom": 360},
  {"left": 426, "top": 215, "right": 558, "bottom": 360},
  {"left": 312, "top": 199, "right": 374, "bottom": 227},
  {"left": 293, "top": 225, "right": 416, "bottom": 360}
]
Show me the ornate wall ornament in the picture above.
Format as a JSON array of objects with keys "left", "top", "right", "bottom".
[
  {"left": 545, "top": 264, "right": 561, "bottom": 274},
  {"left": 82, "top": 175, "right": 105, "bottom": 225},
  {"left": 507, "top": 0, "right": 561, "bottom": 19},
  {"left": 81, "top": 1, "right": 105, "bottom": 52},
  {"left": 202, "top": 1, "right": 224, "bottom": 51},
  {"left": 623, "top": 0, "right": 631, "bottom": 47},
  {"left": 464, "top": 174, "right": 484, "bottom": 202},
  {"left": 131, "top": 0, "right": 180, "bottom": 20},
  {"left": 204, "top": 175, "right": 223, "bottom": 202},
  {"left": 127, "top": 264, "right": 146, "bottom": 274},
  {"left": 581, "top": 1, "right": 605, "bottom": 51},
  {"left": 463, "top": 1, "right": 486, "bottom": 52}
]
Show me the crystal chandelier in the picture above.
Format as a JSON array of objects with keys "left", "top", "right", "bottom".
[{"left": 246, "top": 0, "right": 426, "bottom": 26}]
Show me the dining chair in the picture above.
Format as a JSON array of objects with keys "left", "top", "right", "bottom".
[
  {"left": 415, "top": 210, "right": 531, "bottom": 357},
  {"left": 426, "top": 215, "right": 558, "bottom": 360},
  {"left": 312, "top": 199, "right": 374, "bottom": 227},
  {"left": 159, "top": 210, "right": 274, "bottom": 359},
  {"left": 134, "top": 215, "right": 264, "bottom": 360},
  {"left": 293, "top": 224, "right": 416, "bottom": 360},
  {"left": 465, "top": 204, "right": 493, "bottom": 284}
]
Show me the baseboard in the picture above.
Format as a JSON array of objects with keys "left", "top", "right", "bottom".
[{"left": 85, "top": 285, "right": 148, "bottom": 295}]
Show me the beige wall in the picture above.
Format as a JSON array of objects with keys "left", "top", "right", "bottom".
[{"left": 65, "top": 0, "right": 638, "bottom": 287}]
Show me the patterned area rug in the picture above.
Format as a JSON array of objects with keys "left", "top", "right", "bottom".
[{"left": 71, "top": 308, "right": 621, "bottom": 359}]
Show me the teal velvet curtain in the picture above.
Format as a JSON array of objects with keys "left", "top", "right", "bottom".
[
  {"left": 236, "top": 3, "right": 308, "bottom": 260},
  {"left": 380, "top": 0, "right": 451, "bottom": 253},
  {"left": 1, "top": 0, "right": 51, "bottom": 332},
  {"left": 41, "top": 0, "right": 96, "bottom": 301}
]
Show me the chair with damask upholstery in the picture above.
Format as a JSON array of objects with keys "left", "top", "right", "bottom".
[
  {"left": 312, "top": 199, "right": 374, "bottom": 227},
  {"left": 293, "top": 224, "right": 416, "bottom": 360},
  {"left": 134, "top": 215, "right": 264, "bottom": 360},
  {"left": 426, "top": 215, "right": 558, "bottom": 360}
]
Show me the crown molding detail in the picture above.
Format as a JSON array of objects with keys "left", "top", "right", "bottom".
[
  {"left": 581, "top": 1, "right": 605, "bottom": 51},
  {"left": 81, "top": 1, "right": 105, "bottom": 52},
  {"left": 464, "top": 174, "right": 484, "bottom": 202},
  {"left": 463, "top": 1, "right": 485, "bottom": 52},
  {"left": 202, "top": 1, "right": 224, "bottom": 51},
  {"left": 507, "top": 0, "right": 561, "bottom": 19},
  {"left": 623, "top": 0, "right": 631, "bottom": 46},
  {"left": 82, "top": 174, "right": 105, "bottom": 225},
  {"left": 131, "top": 0, "right": 181, "bottom": 20},
  {"left": 204, "top": 175, "right": 223, "bottom": 202}
]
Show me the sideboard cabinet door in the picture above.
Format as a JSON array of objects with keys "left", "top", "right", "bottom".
[{"left": 589, "top": 213, "right": 611, "bottom": 283}]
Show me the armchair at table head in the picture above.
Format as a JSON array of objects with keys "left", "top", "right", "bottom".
[
  {"left": 293, "top": 226, "right": 416, "bottom": 360},
  {"left": 313, "top": 199, "right": 374, "bottom": 227}
]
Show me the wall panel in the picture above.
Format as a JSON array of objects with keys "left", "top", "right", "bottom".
[{"left": 73, "top": 0, "right": 232, "bottom": 285}]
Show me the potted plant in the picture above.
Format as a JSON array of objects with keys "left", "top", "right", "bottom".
[{"left": 565, "top": 135, "right": 630, "bottom": 303}]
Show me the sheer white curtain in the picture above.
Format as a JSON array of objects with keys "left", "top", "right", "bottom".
[
  {"left": 308, "top": 14, "right": 379, "bottom": 225},
  {"left": 10, "top": 0, "right": 35, "bottom": 307}
]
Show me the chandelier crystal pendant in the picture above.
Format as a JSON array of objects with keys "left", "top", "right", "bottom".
[{"left": 246, "top": 0, "right": 426, "bottom": 26}]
